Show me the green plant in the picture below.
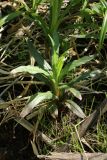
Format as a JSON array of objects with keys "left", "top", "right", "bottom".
[
  {"left": 3, "top": 0, "right": 95, "bottom": 132},
  {"left": 11, "top": 37, "right": 94, "bottom": 125},
  {"left": 0, "top": 0, "right": 97, "bottom": 132}
]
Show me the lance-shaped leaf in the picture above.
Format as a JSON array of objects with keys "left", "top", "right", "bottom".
[
  {"left": 59, "top": 84, "right": 82, "bottom": 100},
  {"left": 68, "top": 88, "right": 82, "bottom": 100},
  {"left": 50, "top": 0, "right": 63, "bottom": 33},
  {"left": 65, "top": 100, "right": 86, "bottom": 118},
  {"left": 56, "top": 49, "right": 69, "bottom": 82},
  {"left": 18, "top": 0, "right": 29, "bottom": 11},
  {"left": 0, "top": 11, "right": 22, "bottom": 27},
  {"left": 10, "top": 65, "right": 49, "bottom": 77},
  {"left": 49, "top": 34, "right": 59, "bottom": 67},
  {"left": 69, "top": 69, "right": 102, "bottom": 86},
  {"left": 48, "top": 34, "right": 59, "bottom": 79},
  {"left": 68, "top": 70, "right": 92, "bottom": 85},
  {"left": 28, "top": 40, "right": 51, "bottom": 71},
  {"left": 20, "top": 91, "right": 53, "bottom": 117},
  {"left": 60, "top": 55, "right": 94, "bottom": 80},
  {"left": 101, "top": 0, "right": 107, "bottom": 8}
]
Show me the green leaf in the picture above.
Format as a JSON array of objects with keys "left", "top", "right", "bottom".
[
  {"left": 82, "top": 0, "right": 88, "bottom": 10},
  {"left": 32, "top": 0, "right": 43, "bottom": 10},
  {"left": 0, "top": 11, "right": 22, "bottom": 27},
  {"left": 49, "top": 34, "right": 59, "bottom": 64},
  {"left": 68, "top": 88, "right": 82, "bottom": 100},
  {"left": 60, "top": 69, "right": 101, "bottom": 91},
  {"left": 101, "top": 0, "right": 107, "bottom": 9},
  {"left": 60, "top": 55, "right": 94, "bottom": 80},
  {"left": 20, "top": 91, "right": 53, "bottom": 117},
  {"left": 90, "top": 3, "right": 103, "bottom": 15},
  {"left": 50, "top": 0, "right": 63, "bottom": 33},
  {"left": 18, "top": 0, "right": 29, "bottom": 11},
  {"left": 28, "top": 40, "right": 51, "bottom": 71},
  {"left": 48, "top": 34, "right": 59, "bottom": 79},
  {"left": 56, "top": 50, "right": 69, "bottom": 82},
  {"left": 11, "top": 65, "right": 49, "bottom": 77},
  {"left": 59, "top": 71, "right": 91, "bottom": 90},
  {"left": 65, "top": 100, "right": 86, "bottom": 119},
  {"left": 99, "top": 9, "right": 107, "bottom": 50},
  {"left": 68, "top": 71, "right": 92, "bottom": 85}
]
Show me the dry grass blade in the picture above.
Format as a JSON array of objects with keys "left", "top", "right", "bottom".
[
  {"left": 37, "top": 152, "right": 107, "bottom": 160},
  {"left": 0, "top": 77, "right": 21, "bottom": 98}
]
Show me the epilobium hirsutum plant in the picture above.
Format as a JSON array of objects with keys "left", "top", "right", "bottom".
[
  {"left": 11, "top": 37, "right": 94, "bottom": 122},
  {"left": 1, "top": 0, "right": 95, "bottom": 127}
]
